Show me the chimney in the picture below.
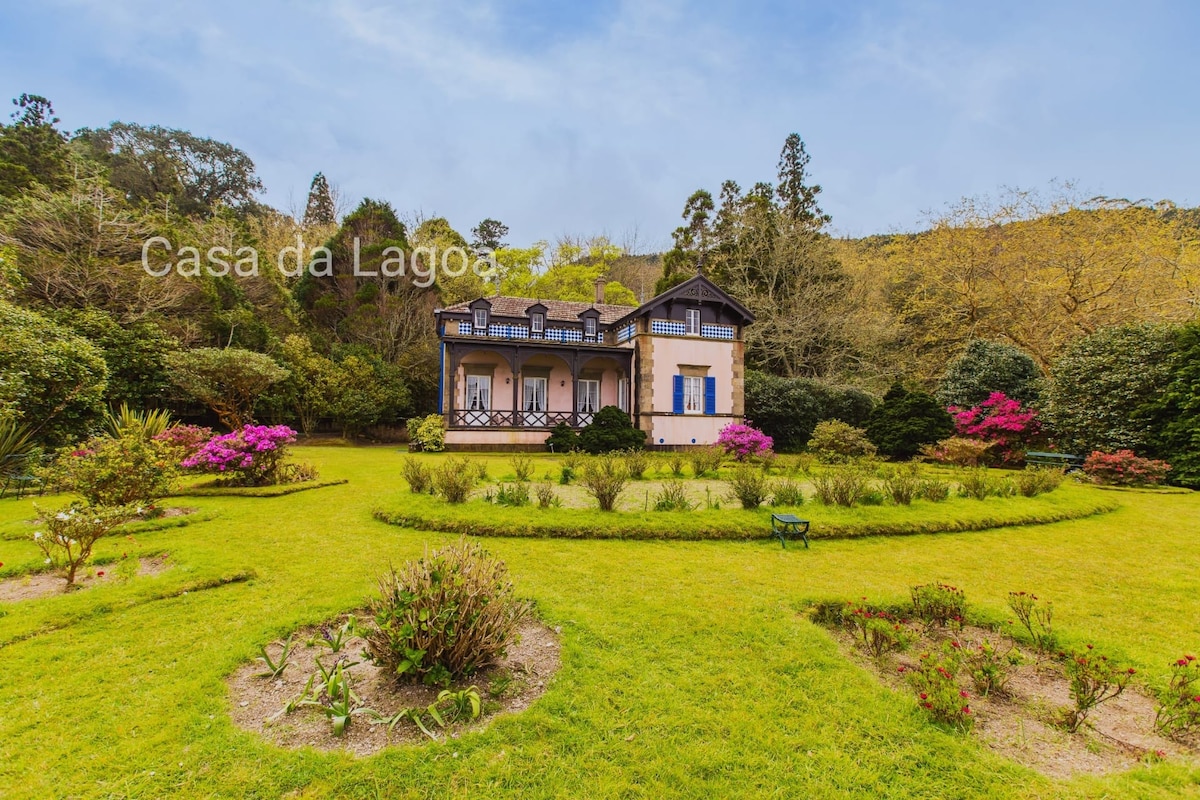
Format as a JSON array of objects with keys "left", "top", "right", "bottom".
[{"left": 594, "top": 276, "right": 608, "bottom": 304}]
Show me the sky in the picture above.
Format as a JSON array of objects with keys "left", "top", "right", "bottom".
[{"left": 1, "top": 0, "right": 1197, "bottom": 248}]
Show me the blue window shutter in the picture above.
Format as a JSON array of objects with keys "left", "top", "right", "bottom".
[
  {"left": 672, "top": 375, "right": 684, "bottom": 415},
  {"left": 704, "top": 377, "right": 716, "bottom": 415}
]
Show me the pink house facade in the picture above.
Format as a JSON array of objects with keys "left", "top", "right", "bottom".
[{"left": 436, "top": 275, "right": 754, "bottom": 450}]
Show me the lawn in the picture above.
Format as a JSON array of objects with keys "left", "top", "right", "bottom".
[{"left": 2, "top": 447, "right": 1200, "bottom": 799}]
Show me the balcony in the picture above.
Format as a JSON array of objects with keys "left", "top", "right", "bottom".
[{"left": 449, "top": 408, "right": 600, "bottom": 429}]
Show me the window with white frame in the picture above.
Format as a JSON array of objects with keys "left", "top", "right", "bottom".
[
  {"left": 683, "top": 375, "right": 704, "bottom": 414},
  {"left": 578, "top": 379, "right": 600, "bottom": 414},
  {"left": 465, "top": 375, "right": 491, "bottom": 410},
  {"left": 685, "top": 308, "right": 701, "bottom": 336},
  {"left": 530, "top": 312, "right": 544, "bottom": 334},
  {"left": 584, "top": 317, "right": 597, "bottom": 338},
  {"left": 473, "top": 308, "right": 488, "bottom": 329},
  {"left": 617, "top": 377, "right": 628, "bottom": 412}
]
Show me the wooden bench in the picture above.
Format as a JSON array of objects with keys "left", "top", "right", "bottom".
[
  {"left": 770, "top": 513, "right": 810, "bottom": 549},
  {"left": 1025, "top": 451, "right": 1084, "bottom": 472}
]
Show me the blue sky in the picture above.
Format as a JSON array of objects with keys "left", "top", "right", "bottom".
[{"left": 2, "top": 1, "right": 1197, "bottom": 247}]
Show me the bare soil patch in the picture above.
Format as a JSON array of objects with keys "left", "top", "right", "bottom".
[
  {"left": 827, "top": 622, "right": 1196, "bottom": 778},
  {"left": 0, "top": 554, "right": 171, "bottom": 603},
  {"left": 229, "top": 616, "right": 561, "bottom": 756}
]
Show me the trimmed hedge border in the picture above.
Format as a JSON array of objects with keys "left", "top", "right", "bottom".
[
  {"left": 373, "top": 490, "right": 1119, "bottom": 542},
  {"left": 171, "top": 479, "right": 348, "bottom": 498}
]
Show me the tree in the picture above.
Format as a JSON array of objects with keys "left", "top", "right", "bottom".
[
  {"left": 165, "top": 347, "right": 289, "bottom": 429},
  {"left": 271, "top": 335, "right": 340, "bottom": 436},
  {"left": 775, "top": 133, "right": 830, "bottom": 230},
  {"left": 73, "top": 122, "right": 264, "bottom": 217},
  {"left": 1043, "top": 324, "right": 1175, "bottom": 455},
  {"left": 937, "top": 339, "right": 1042, "bottom": 408},
  {"left": 0, "top": 299, "right": 108, "bottom": 445},
  {"left": 0, "top": 93, "right": 70, "bottom": 199},
  {"left": 327, "top": 349, "right": 411, "bottom": 438},
  {"left": 865, "top": 384, "right": 954, "bottom": 460},
  {"left": 412, "top": 216, "right": 484, "bottom": 304},
  {"left": 1145, "top": 324, "right": 1200, "bottom": 488},
  {"left": 655, "top": 190, "right": 713, "bottom": 294},
  {"left": 303, "top": 172, "right": 337, "bottom": 226},
  {"left": 471, "top": 218, "right": 509, "bottom": 252},
  {"left": 53, "top": 308, "right": 178, "bottom": 411}
]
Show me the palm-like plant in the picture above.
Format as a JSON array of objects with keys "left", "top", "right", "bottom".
[{"left": 103, "top": 403, "right": 172, "bottom": 439}]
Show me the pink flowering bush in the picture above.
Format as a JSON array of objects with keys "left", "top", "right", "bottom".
[
  {"left": 182, "top": 424, "right": 298, "bottom": 486},
  {"left": 717, "top": 423, "right": 774, "bottom": 461},
  {"left": 1082, "top": 450, "right": 1170, "bottom": 486},
  {"left": 949, "top": 392, "right": 1040, "bottom": 464},
  {"left": 154, "top": 424, "right": 214, "bottom": 462}
]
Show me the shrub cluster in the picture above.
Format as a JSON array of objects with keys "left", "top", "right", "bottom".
[
  {"left": 580, "top": 455, "right": 629, "bottom": 511},
  {"left": 406, "top": 414, "right": 446, "bottom": 452},
  {"left": 909, "top": 583, "right": 966, "bottom": 626},
  {"left": 1014, "top": 466, "right": 1064, "bottom": 497},
  {"left": 919, "top": 437, "right": 993, "bottom": 468},
  {"left": 1062, "top": 646, "right": 1136, "bottom": 733},
  {"left": 906, "top": 643, "right": 973, "bottom": 731},
  {"left": 807, "top": 420, "right": 876, "bottom": 463},
  {"left": 56, "top": 428, "right": 177, "bottom": 505},
  {"left": 770, "top": 478, "right": 805, "bottom": 507},
  {"left": 716, "top": 423, "right": 774, "bottom": 461},
  {"left": 401, "top": 457, "right": 432, "bottom": 493},
  {"left": 1082, "top": 450, "right": 1171, "bottom": 486},
  {"left": 725, "top": 464, "right": 770, "bottom": 509},
  {"left": 432, "top": 456, "right": 477, "bottom": 503},
  {"left": 578, "top": 406, "right": 645, "bottom": 454},
  {"left": 653, "top": 479, "right": 695, "bottom": 512},
  {"left": 1155, "top": 655, "right": 1200, "bottom": 736},
  {"left": 689, "top": 445, "right": 724, "bottom": 478},
  {"left": 183, "top": 424, "right": 300, "bottom": 486},
  {"left": 811, "top": 466, "right": 873, "bottom": 507}
]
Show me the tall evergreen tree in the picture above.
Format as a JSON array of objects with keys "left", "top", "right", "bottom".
[
  {"left": 0, "top": 94, "right": 70, "bottom": 199},
  {"left": 655, "top": 189, "right": 714, "bottom": 294},
  {"left": 471, "top": 218, "right": 509, "bottom": 252},
  {"left": 303, "top": 172, "right": 336, "bottom": 226},
  {"left": 775, "top": 133, "right": 830, "bottom": 229}
]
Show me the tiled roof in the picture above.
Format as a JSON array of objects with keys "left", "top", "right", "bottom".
[{"left": 441, "top": 296, "right": 636, "bottom": 325}]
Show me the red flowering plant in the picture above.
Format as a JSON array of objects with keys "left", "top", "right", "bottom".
[
  {"left": 183, "top": 425, "right": 298, "bottom": 486},
  {"left": 1154, "top": 654, "right": 1200, "bottom": 737},
  {"left": 845, "top": 604, "right": 913, "bottom": 660},
  {"left": 153, "top": 424, "right": 214, "bottom": 463},
  {"left": 907, "top": 641, "right": 973, "bottom": 731},
  {"left": 716, "top": 423, "right": 774, "bottom": 462},
  {"left": 1062, "top": 645, "right": 1136, "bottom": 733},
  {"left": 1082, "top": 450, "right": 1171, "bottom": 487},
  {"left": 948, "top": 392, "right": 1040, "bottom": 465}
]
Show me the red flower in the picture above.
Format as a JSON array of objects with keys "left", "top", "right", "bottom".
[
  {"left": 959, "top": 690, "right": 970, "bottom": 698},
  {"left": 1127, "top": 668, "right": 1137, "bottom": 675},
  {"left": 919, "top": 693, "right": 928, "bottom": 700},
  {"left": 961, "top": 706, "right": 971, "bottom": 715},
  {"left": 1177, "top": 659, "right": 1189, "bottom": 667},
  {"left": 1187, "top": 655, "right": 1196, "bottom": 662},
  {"left": 97, "top": 571, "right": 105, "bottom": 577}
]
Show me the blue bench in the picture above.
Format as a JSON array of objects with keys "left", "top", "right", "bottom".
[{"left": 770, "top": 514, "right": 809, "bottom": 549}]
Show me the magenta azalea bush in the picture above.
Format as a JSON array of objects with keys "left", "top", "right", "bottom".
[
  {"left": 1082, "top": 450, "right": 1170, "bottom": 486},
  {"left": 949, "top": 392, "right": 1039, "bottom": 464},
  {"left": 154, "top": 424, "right": 214, "bottom": 461},
  {"left": 182, "top": 424, "right": 297, "bottom": 486},
  {"left": 717, "top": 423, "right": 774, "bottom": 461}
]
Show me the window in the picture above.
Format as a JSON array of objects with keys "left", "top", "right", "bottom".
[
  {"left": 465, "top": 375, "right": 491, "bottom": 410},
  {"left": 683, "top": 376, "right": 704, "bottom": 414},
  {"left": 578, "top": 379, "right": 600, "bottom": 414},
  {"left": 617, "top": 377, "right": 628, "bottom": 412},
  {"left": 686, "top": 308, "right": 701, "bottom": 336},
  {"left": 584, "top": 317, "right": 597, "bottom": 338},
  {"left": 523, "top": 377, "right": 547, "bottom": 412},
  {"left": 473, "top": 308, "right": 488, "bottom": 329},
  {"left": 530, "top": 312, "right": 544, "bottom": 334}
]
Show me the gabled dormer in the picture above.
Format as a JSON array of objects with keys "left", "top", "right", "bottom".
[
  {"left": 577, "top": 307, "right": 601, "bottom": 340},
  {"left": 525, "top": 302, "right": 548, "bottom": 336},
  {"left": 613, "top": 274, "right": 754, "bottom": 337},
  {"left": 467, "top": 297, "right": 493, "bottom": 331}
]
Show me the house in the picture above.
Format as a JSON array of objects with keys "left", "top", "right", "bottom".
[{"left": 435, "top": 274, "right": 754, "bottom": 450}]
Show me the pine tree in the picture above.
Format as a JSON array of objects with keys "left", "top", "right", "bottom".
[
  {"left": 303, "top": 172, "right": 336, "bottom": 226},
  {"left": 775, "top": 133, "right": 830, "bottom": 230},
  {"left": 471, "top": 218, "right": 509, "bottom": 252}
]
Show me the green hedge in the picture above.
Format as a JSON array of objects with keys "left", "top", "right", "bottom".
[
  {"left": 374, "top": 486, "right": 1118, "bottom": 542},
  {"left": 171, "top": 479, "right": 348, "bottom": 498}
]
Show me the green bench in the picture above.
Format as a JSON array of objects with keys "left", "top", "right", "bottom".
[
  {"left": 770, "top": 513, "right": 810, "bottom": 549},
  {"left": 1025, "top": 451, "right": 1084, "bottom": 472}
]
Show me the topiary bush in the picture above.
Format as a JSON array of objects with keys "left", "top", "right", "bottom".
[
  {"left": 807, "top": 420, "right": 876, "bottom": 463},
  {"left": 365, "top": 540, "right": 530, "bottom": 686},
  {"left": 578, "top": 406, "right": 645, "bottom": 454},
  {"left": 406, "top": 414, "right": 446, "bottom": 452},
  {"left": 866, "top": 384, "right": 954, "bottom": 460}
]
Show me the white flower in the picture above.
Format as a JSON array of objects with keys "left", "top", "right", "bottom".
[
  {"left": 135, "top": 506, "right": 145, "bottom": 515},
  {"left": 33, "top": 531, "right": 42, "bottom": 540},
  {"left": 44, "top": 558, "right": 51, "bottom": 564},
  {"left": 55, "top": 512, "right": 69, "bottom": 521}
]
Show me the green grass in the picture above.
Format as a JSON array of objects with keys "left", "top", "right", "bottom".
[{"left": 3, "top": 446, "right": 1200, "bottom": 798}]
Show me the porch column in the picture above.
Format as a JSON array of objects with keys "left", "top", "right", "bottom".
[
  {"left": 511, "top": 350, "right": 521, "bottom": 426},
  {"left": 571, "top": 352, "right": 580, "bottom": 427},
  {"left": 445, "top": 344, "right": 459, "bottom": 427}
]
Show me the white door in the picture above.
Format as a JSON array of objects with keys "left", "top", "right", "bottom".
[
  {"left": 465, "top": 375, "right": 491, "bottom": 426},
  {"left": 577, "top": 379, "right": 600, "bottom": 426},
  {"left": 523, "top": 376, "right": 547, "bottom": 426}
]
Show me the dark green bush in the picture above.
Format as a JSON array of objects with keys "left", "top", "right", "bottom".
[
  {"left": 866, "top": 384, "right": 954, "bottom": 460},
  {"left": 366, "top": 540, "right": 530, "bottom": 686},
  {"left": 744, "top": 371, "right": 821, "bottom": 451},
  {"left": 544, "top": 422, "right": 580, "bottom": 454},
  {"left": 937, "top": 339, "right": 1042, "bottom": 408},
  {"left": 578, "top": 406, "right": 645, "bottom": 454}
]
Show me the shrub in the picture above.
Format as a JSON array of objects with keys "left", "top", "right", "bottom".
[
  {"left": 807, "top": 420, "right": 876, "bottom": 463},
  {"left": 559, "top": 453, "right": 579, "bottom": 485},
  {"left": 847, "top": 605, "right": 912, "bottom": 660},
  {"left": 812, "top": 466, "right": 873, "bottom": 507},
  {"left": 165, "top": 347, "right": 289, "bottom": 430},
  {"left": 937, "top": 339, "right": 1042, "bottom": 409},
  {"left": 744, "top": 371, "right": 822, "bottom": 451},
  {"left": 653, "top": 479, "right": 695, "bottom": 512},
  {"left": 1015, "top": 466, "right": 1064, "bottom": 497},
  {"left": 906, "top": 642, "right": 973, "bottom": 730},
  {"left": 909, "top": 583, "right": 966, "bottom": 626},
  {"left": 578, "top": 406, "right": 645, "bottom": 454},
  {"left": 401, "top": 457, "right": 432, "bottom": 494},
  {"left": 956, "top": 468, "right": 1001, "bottom": 500},
  {"left": 966, "top": 638, "right": 1021, "bottom": 697},
  {"left": 689, "top": 445, "right": 725, "bottom": 477},
  {"left": 471, "top": 460, "right": 490, "bottom": 483},
  {"left": 509, "top": 454, "right": 534, "bottom": 482},
  {"left": 580, "top": 456, "right": 628, "bottom": 511},
  {"left": 716, "top": 423, "right": 774, "bottom": 461},
  {"left": 1145, "top": 323, "right": 1200, "bottom": 488},
  {"left": 544, "top": 422, "right": 580, "bottom": 454},
  {"left": 919, "top": 437, "right": 994, "bottom": 468},
  {"left": 622, "top": 448, "right": 650, "bottom": 479},
  {"left": 667, "top": 454, "right": 685, "bottom": 478},
  {"left": 866, "top": 384, "right": 955, "bottom": 460},
  {"left": 365, "top": 540, "right": 530, "bottom": 686},
  {"left": 154, "top": 424, "right": 214, "bottom": 462},
  {"left": 32, "top": 502, "right": 136, "bottom": 588},
  {"left": 725, "top": 464, "right": 770, "bottom": 509},
  {"left": 104, "top": 403, "right": 172, "bottom": 439},
  {"left": 770, "top": 478, "right": 805, "bottom": 507},
  {"left": 183, "top": 424, "right": 298, "bottom": 486},
  {"left": 58, "top": 430, "right": 177, "bottom": 505},
  {"left": 534, "top": 482, "right": 560, "bottom": 509},
  {"left": 950, "top": 392, "right": 1040, "bottom": 464},
  {"left": 406, "top": 414, "right": 446, "bottom": 453},
  {"left": 1006, "top": 591, "right": 1056, "bottom": 652},
  {"left": 432, "top": 456, "right": 476, "bottom": 503},
  {"left": 1154, "top": 654, "right": 1200, "bottom": 736},
  {"left": 881, "top": 463, "right": 922, "bottom": 505},
  {"left": 489, "top": 482, "right": 530, "bottom": 507},
  {"left": 1082, "top": 450, "right": 1171, "bottom": 486},
  {"left": 1063, "top": 646, "right": 1136, "bottom": 733},
  {"left": 917, "top": 478, "right": 952, "bottom": 503}
]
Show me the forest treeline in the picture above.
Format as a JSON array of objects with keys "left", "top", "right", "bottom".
[{"left": 1, "top": 93, "right": 1198, "bottom": 472}]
